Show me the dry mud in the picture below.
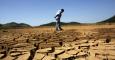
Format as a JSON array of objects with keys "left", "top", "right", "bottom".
[{"left": 0, "top": 25, "right": 115, "bottom": 60}]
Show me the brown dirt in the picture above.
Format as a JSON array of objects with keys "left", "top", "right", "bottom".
[{"left": 0, "top": 24, "right": 115, "bottom": 60}]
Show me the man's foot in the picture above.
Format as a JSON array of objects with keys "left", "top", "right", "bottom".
[{"left": 60, "top": 28, "right": 63, "bottom": 31}]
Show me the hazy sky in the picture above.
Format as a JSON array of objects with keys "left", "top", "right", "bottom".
[{"left": 0, "top": 0, "right": 115, "bottom": 26}]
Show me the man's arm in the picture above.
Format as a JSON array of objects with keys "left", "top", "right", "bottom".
[{"left": 54, "top": 14, "right": 59, "bottom": 18}]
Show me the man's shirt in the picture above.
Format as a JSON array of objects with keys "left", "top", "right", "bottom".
[
  {"left": 55, "top": 10, "right": 62, "bottom": 20},
  {"left": 56, "top": 10, "right": 61, "bottom": 15}
]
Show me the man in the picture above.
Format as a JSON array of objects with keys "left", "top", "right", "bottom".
[{"left": 54, "top": 9, "right": 64, "bottom": 31}]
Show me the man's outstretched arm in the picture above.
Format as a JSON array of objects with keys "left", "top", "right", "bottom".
[{"left": 54, "top": 14, "right": 58, "bottom": 18}]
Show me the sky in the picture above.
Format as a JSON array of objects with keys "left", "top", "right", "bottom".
[{"left": 0, "top": 0, "right": 115, "bottom": 26}]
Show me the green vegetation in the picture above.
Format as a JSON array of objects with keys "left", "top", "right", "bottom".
[
  {"left": 40, "top": 22, "right": 81, "bottom": 26},
  {"left": 0, "top": 22, "right": 31, "bottom": 29},
  {"left": 97, "top": 15, "right": 115, "bottom": 23}
]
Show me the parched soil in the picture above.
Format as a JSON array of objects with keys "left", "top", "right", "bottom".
[{"left": 0, "top": 25, "right": 115, "bottom": 60}]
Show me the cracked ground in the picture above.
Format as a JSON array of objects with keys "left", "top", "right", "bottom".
[{"left": 0, "top": 25, "right": 115, "bottom": 60}]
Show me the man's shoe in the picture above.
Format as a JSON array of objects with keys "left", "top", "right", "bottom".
[{"left": 60, "top": 29, "right": 63, "bottom": 31}]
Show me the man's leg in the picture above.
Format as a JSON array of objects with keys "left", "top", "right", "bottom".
[
  {"left": 56, "top": 20, "right": 59, "bottom": 31},
  {"left": 56, "top": 21, "right": 58, "bottom": 31},
  {"left": 58, "top": 20, "right": 62, "bottom": 30}
]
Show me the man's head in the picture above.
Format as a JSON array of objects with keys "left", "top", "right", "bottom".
[{"left": 61, "top": 9, "right": 64, "bottom": 13}]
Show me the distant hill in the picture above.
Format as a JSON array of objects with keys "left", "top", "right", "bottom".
[
  {"left": 98, "top": 15, "right": 115, "bottom": 23},
  {"left": 0, "top": 22, "right": 31, "bottom": 29},
  {"left": 40, "top": 22, "right": 81, "bottom": 26}
]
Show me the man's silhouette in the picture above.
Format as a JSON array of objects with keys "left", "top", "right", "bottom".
[{"left": 54, "top": 9, "right": 64, "bottom": 31}]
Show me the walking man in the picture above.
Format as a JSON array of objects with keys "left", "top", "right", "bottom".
[{"left": 54, "top": 9, "right": 64, "bottom": 31}]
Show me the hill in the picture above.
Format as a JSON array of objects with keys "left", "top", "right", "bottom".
[
  {"left": 0, "top": 22, "right": 31, "bottom": 29},
  {"left": 40, "top": 22, "right": 81, "bottom": 26},
  {"left": 97, "top": 15, "right": 115, "bottom": 23}
]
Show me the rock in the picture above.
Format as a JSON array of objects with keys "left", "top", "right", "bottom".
[
  {"left": 36, "top": 48, "right": 52, "bottom": 54},
  {"left": 77, "top": 52, "right": 88, "bottom": 57},
  {"left": 2, "top": 56, "right": 14, "bottom": 60},
  {"left": 16, "top": 52, "right": 30, "bottom": 60},
  {"left": 49, "top": 50, "right": 65, "bottom": 58},
  {"left": 0, "top": 54, "right": 4, "bottom": 58},
  {"left": 42, "top": 55, "right": 55, "bottom": 60},
  {"left": 10, "top": 52, "right": 22, "bottom": 57},
  {"left": 79, "top": 43, "right": 90, "bottom": 49},
  {"left": 58, "top": 53, "right": 73, "bottom": 60},
  {"left": 55, "top": 47, "right": 74, "bottom": 51},
  {"left": 33, "top": 53, "right": 45, "bottom": 60},
  {"left": 66, "top": 50, "right": 79, "bottom": 55},
  {"left": 107, "top": 55, "right": 115, "bottom": 60},
  {"left": 105, "top": 36, "right": 111, "bottom": 43}
]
